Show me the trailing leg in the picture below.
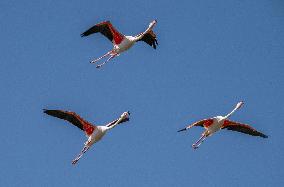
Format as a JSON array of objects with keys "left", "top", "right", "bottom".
[
  {"left": 71, "top": 145, "right": 90, "bottom": 165},
  {"left": 96, "top": 53, "right": 118, "bottom": 69},
  {"left": 90, "top": 50, "right": 112, "bottom": 64},
  {"left": 192, "top": 134, "right": 206, "bottom": 149}
]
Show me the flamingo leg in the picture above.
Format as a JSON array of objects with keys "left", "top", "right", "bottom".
[
  {"left": 72, "top": 145, "right": 90, "bottom": 165},
  {"left": 192, "top": 134, "right": 206, "bottom": 149},
  {"left": 90, "top": 50, "right": 113, "bottom": 64},
  {"left": 96, "top": 53, "right": 118, "bottom": 69}
]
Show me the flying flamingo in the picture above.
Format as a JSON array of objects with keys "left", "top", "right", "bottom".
[
  {"left": 81, "top": 20, "right": 158, "bottom": 68},
  {"left": 178, "top": 101, "right": 268, "bottom": 149},
  {"left": 43, "top": 109, "right": 130, "bottom": 165}
]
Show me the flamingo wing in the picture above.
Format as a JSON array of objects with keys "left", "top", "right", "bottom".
[
  {"left": 177, "top": 119, "right": 208, "bottom": 132},
  {"left": 221, "top": 120, "right": 268, "bottom": 138},
  {"left": 43, "top": 109, "right": 96, "bottom": 135},
  {"left": 138, "top": 30, "right": 158, "bottom": 49},
  {"left": 81, "top": 21, "right": 123, "bottom": 43}
]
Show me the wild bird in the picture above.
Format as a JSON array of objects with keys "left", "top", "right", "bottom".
[
  {"left": 81, "top": 20, "right": 158, "bottom": 68},
  {"left": 178, "top": 101, "right": 268, "bottom": 149},
  {"left": 43, "top": 109, "right": 130, "bottom": 165}
]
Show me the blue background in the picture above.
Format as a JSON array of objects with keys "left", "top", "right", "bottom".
[{"left": 0, "top": 0, "right": 283, "bottom": 186}]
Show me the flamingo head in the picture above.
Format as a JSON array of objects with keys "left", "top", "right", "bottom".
[
  {"left": 149, "top": 20, "right": 157, "bottom": 29},
  {"left": 121, "top": 111, "right": 130, "bottom": 120},
  {"left": 236, "top": 101, "right": 244, "bottom": 110}
]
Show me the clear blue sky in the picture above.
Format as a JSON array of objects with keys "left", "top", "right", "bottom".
[{"left": 0, "top": 0, "right": 283, "bottom": 186}]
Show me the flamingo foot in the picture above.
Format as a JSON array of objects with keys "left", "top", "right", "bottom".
[
  {"left": 90, "top": 58, "right": 104, "bottom": 64},
  {"left": 192, "top": 144, "right": 199, "bottom": 149},
  {"left": 71, "top": 145, "right": 90, "bottom": 165},
  {"left": 90, "top": 50, "right": 113, "bottom": 64},
  {"left": 95, "top": 54, "right": 117, "bottom": 69},
  {"left": 72, "top": 158, "right": 79, "bottom": 165},
  {"left": 72, "top": 154, "right": 83, "bottom": 165},
  {"left": 191, "top": 134, "right": 206, "bottom": 149}
]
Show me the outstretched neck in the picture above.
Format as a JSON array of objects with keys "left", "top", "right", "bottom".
[
  {"left": 105, "top": 118, "right": 122, "bottom": 131},
  {"left": 224, "top": 101, "right": 244, "bottom": 119},
  {"left": 135, "top": 20, "right": 157, "bottom": 41},
  {"left": 100, "top": 126, "right": 110, "bottom": 132}
]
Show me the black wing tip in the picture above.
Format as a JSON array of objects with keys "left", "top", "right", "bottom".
[
  {"left": 261, "top": 134, "right": 268, "bottom": 138},
  {"left": 80, "top": 33, "right": 87, "bottom": 37},
  {"left": 43, "top": 109, "right": 55, "bottom": 115},
  {"left": 43, "top": 109, "right": 60, "bottom": 115},
  {"left": 177, "top": 128, "right": 187, "bottom": 132},
  {"left": 153, "top": 39, "right": 158, "bottom": 49}
]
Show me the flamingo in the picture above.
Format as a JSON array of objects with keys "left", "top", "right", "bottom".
[
  {"left": 43, "top": 109, "right": 130, "bottom": 165},
  {"left": 81, "top": 20, "right": 158, "bottom": 68},
  {"left": 178, "top": 101, "right": 268, "bottom": 149}
]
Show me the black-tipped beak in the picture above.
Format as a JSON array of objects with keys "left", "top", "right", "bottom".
[
  {"left": 127, "top": 111, "right": 131, "bottom": 115},
  {"left": 177, "top": 128, "right": 187, "bottom": 132}
]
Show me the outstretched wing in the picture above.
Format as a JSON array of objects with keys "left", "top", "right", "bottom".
[
  {"left": 137, "top": 30, "right": 158, "bottom": 49},
  {"left": 221, "top": 120, "right": 268, "bottom": 138},
  {"left": 177, "top": 119, "right": 209, "bottom": 132},
  {"left": 81, "top": 21, "right": 124, "bottom": 44},
  {"left": 43, "top": 109, "right": 95, "bottom": 135}
]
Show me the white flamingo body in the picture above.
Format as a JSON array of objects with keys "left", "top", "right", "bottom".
[
  {"left": 86, "top": 126, "right": 108, "bottom": 146},
  {"left": 178, "top": 101, "right": 268, "bottom": 149},
  {"left": 205, "top": 116, "right": 224, "bottom": 135},
  {"left": 113, "top": 36, "right": 136, "bottom": 54}
]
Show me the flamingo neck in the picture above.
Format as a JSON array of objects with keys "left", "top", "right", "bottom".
[
  {"left": 225, "top": 101, "right": 244, "bottom": 119},
  {"left": 135, "top": 22, "right": 156, "bottom": 41},
  {"left": 225, "top": 106, "right": 238, "bottom": 119}
]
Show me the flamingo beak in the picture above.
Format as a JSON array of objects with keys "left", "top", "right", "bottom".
[
  {"left": 149, "top": 20, "right": 157, "bottom": 28},
  {"left": 121, "top": 111, "right": 130, "bottom": 120},
  {"left": 236, "top": 101, "right": 244, "bottom": 109}
]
